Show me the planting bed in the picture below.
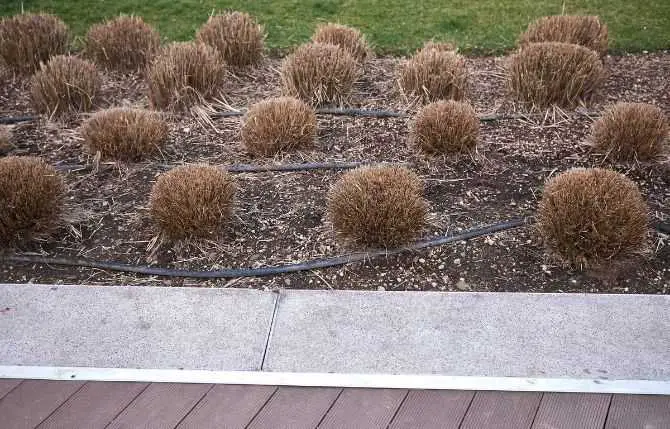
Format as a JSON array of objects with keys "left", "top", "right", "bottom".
[{"left": 0, "top": 52, "right": 668, "bottom": 293}]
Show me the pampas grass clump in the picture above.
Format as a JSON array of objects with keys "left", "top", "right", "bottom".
[
  {"left": 537, "top": 168, "right": 648, "bottom": 268},
  {"left": 30, "top": 55, "right": 101, "bottom": 117},
  {"left": 411, "top": 100, "right": 479, "bottom": 154},
  {"left": 149, "top": 165, "right": 236, "bottom": 239},
  {"left": 591, "top": 102, "right": 669, "bottom": 162},
  {"left": 148, "top": 42, "right": 226, "bottom": 110},
  {"left": 196, "top": 11, "right": 264, "bottom": 67},
  {"left": 0, "top": 13, "right": 69, "bottom": 74},
  {"left": 312, "top": 23, "right": 370, "bottom": 62},
  {"left": 328, "top": 166, "right": 428, "bottom": 248},
  {"left": 0, "top": 156, "right": 64, "bottom": 245},
  {"left": 80, "top": 108, "right": 169, "bottom": 161},
  {"left": 85, "top": 16, "right": 160, "bottom": 72},
  {"left": 507, "top": 42, "right": 605, "bottom": 108},
  {"left": 241, "top": 97, "right": 317, "bottom": 156},
  {"left": 399, "top": 47, "right": 467, "bottom": 103},
  {"left": 519, "top": 15, "right": 608, "bottom": 57},
  {"left": 281, "top": 42, "right": 359, "bottom": 105}
]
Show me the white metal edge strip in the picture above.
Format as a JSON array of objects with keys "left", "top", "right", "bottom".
[{"left": 1, "top": 366, "right": 668, "bottom": 395}]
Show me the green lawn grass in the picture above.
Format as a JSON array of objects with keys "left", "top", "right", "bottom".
[{"left": 1, "top": 1, "right": 669, "bottom": 54}]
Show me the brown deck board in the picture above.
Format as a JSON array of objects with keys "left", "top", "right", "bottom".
[
  {"left": 37, "top": 381, "right": 148, "bottom": 429},
  {"left": 605, "top": 394, "right": 670, "bottom": 429},
  {"left": 0, "top": 380, "right": 84, "bottom": 429},
  {"left": 318, "top": 387, "right": 407, "bottom": 429},
  {"left": 460, "top": 391, "right": 543, "bottom": 429},
  {"left": 532, "top": 393, "right": 611, "bottom": 429},
  {"left": 247, "top": 386, "right": 341, "bottom": 429},
  {"left": 388, "top": 389, "right": 475, "bottom": 429},
  {"left": 176, "top": 384, "right": 276, "bottom": 429},
  {"left": 0, "top": 379, "right": 23, "bottom": 400},
  {"left": 106, "top": 382, "right": 212, "bottom": 429}
]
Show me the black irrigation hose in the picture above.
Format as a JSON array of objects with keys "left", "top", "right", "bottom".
[
  {"left": 0, "top": 115, "right": 38, "bottom": 125},
  {"left": 209, "top": 107, "right": 406, "bottom": 119},
  {"left": 655, "top": 222, "right": 670, "bottom": 234},
  {"left": 53, "top": 161, "right": 405, "bottom": 174},
  {"left": 208, "top": 108, "right": 550, "bottom": 121},
  {"left": 3, "top": 218, "right": 530, "bottom": 279},
  {"left": 225, "top": 161, "right": 405, "bottom": 173},
  {"left": 0, "top": 109, "right": 601, "bottom": 124},
  {"left": 315, "top": 107, "right": 405, "bottom": 118}
]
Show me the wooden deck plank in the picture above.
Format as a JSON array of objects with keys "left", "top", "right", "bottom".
[
  {"left": 37, "top": 381, "right": 148, "bottom": 429},
  {"left": 532, "top": 393, "right": 611, "bottom": 429},
  {"left": 0, "top": 379, "right": 23, "bottom": 400},
  {"left": 605, "top": 394, "right": 670, "bottom": 429},
  {"left": 176, "top": 385, "right": 276, "bottom": 429},
  {"left": 388, "top": 390, "right": 475, "bottom": 429},
  {"left": 247, "top": 386, "right": 341, "bottom": 429},
  {"left": 318, "top": 388, "right": 407, "bottom": 429},
  {"left": 460, "top": 391, "right": 542, "bottom": 429},
  {"left": 0, "top": 380, "right": 84, "bottom": 429},
  {"left": 106, "top": 382, "right": 212, "bottom": 429}
]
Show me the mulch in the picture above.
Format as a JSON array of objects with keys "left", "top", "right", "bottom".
[{"left": 0, "top": 52, "right": 668, "bottom": 293}]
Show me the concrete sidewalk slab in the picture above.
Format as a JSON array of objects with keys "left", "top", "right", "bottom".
[
  {"left": 263, "top": 291, "right": 670, "bottom": 380},
  {"left": 0, "top": 284, "right": 276, "bottom": 370}
]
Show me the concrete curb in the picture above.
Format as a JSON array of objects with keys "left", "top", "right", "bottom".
[{"left": 1, "top": 284, "right": 669, "bottom": 393}]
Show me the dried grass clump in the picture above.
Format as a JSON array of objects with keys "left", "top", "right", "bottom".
[
  {"left": 591, "top": 102, "right": 669, "bottom": 162},
  {"left": 327, "top": 166, "right": 428, "bottom": 248},
  {"left": 148, "top": 42, "right": 226, "bottom": 110},
  {"left": 399, "top": 48, "right": 467, "bottom": 103},
  {"left": 411, "top": 100, "right": 479, "bottom": 154},
  {"left": 80, "top": 108, "right": 169, "bottom": 161},
  {"left": 241, "top": 97, "right": 316, "bottom": 156},
  {"left": 312, "top": 23, "right": 370, "bottom": 62},
  {"left": 281, "top": 42, "right": 359, "bottom": 105},
  {"left": 150, "top": 165, "right": 236, "bottom": 239},
  {"left": 507, "top": 42, "right": 605, "bottom": 109},
  {"left": 421, "top": 40, "right": 457, "bottom": 53},
  {"left": 85, "top": 16, "right": 160, "bottom": 72},
  {"left": 196, "top": 11, "right": 264, "bottom": 68},
  {"left": 0, "top": 13, "right": 69, "bottom": 74},
  {"left": 537, "top": 168, "right": 648, "bottom": 268},
  {"left": 519, "top": 15, "right": 608, "bottom": 57},
  {"left": 0, "top": 156, "right": 64, "bottom": 245},
  {"left": 30, "top": 55, "right": 101, "bottom": 117}
]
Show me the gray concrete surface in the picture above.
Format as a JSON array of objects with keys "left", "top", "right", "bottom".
[
  {"left": 2, "top": 285, "right": 669, "bottom": 384},
  {"left": 263, "top": 290, "right": 670, "bottom": 380},
  {"left": 0, "top": 284, "right": 276, "bottom": 370}
]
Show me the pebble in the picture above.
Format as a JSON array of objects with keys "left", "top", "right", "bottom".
[
  {"left": 377, "top": 286, "right": 385, "bottom": 291},
  {"left": 456, "top": 278, "right": 470, "bottom": 291},
  {"left": 453, "top": 258, "right": 461, "bottom": 265}
]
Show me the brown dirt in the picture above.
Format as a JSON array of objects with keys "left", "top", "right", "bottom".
[{"left": 0, "top": 52, "right": 668, "bottom": 293}]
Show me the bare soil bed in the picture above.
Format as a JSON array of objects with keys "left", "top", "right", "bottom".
[{"left": 0, "top": 52, "right": 668, "bottom": 293}]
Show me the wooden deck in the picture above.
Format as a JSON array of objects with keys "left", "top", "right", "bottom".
[{"left": 1, "top": 379, "right": 669, "bottom": 429}]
